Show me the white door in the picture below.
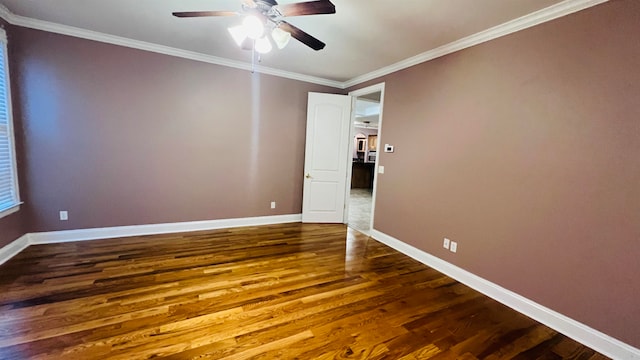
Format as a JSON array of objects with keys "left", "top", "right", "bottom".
[{"left": 302, "top": 92, "right": 351, "bottom": 223}]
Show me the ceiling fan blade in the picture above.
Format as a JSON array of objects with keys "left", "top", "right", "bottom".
[
  {"left": 172, "top": 11, "right": 239, "bottom": 18},
  {"left": 279, "top": 21, "right": 325, "bottom": 51},
  {"left": 274, "top": 0, "right": 335, "bottom": 17}
]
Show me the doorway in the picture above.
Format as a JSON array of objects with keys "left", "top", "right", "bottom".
[{"left": 345, "top": 84, "right": 384, "bottom": 235}]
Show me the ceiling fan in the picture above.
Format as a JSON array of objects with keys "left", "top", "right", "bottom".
[{"left": 173, "top": 0, "right": 336, "bottom": 52}]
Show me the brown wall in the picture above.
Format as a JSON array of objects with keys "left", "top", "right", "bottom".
[
  {"left": 0, "top": 212, "right": 26, "bottom": 248},
  {"left": 351, "top": 0, "right": 640, "bottom": 347},
  {"left": 10, "top": 27, "right": 337, "bottom": 232}
]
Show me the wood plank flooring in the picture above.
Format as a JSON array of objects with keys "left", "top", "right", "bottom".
[{"left": 0, "top": 223, "right": 608, "bottom": 359}]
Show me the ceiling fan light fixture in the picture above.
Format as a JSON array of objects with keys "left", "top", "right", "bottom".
[
  {"left": 271, "top": 27, "right": 291, "bottom": 50},
  {"left": 227, "top": 25, "right": 248, "bottom": 46},
  {"left": 255, "top": 36, "right": 273, "bottom": 54},
  {"left": 173, "top": 0, "right": 335, "bottom": 52},
  {"left": 242, "top": 15, "right": 264, "bottom": 39}
]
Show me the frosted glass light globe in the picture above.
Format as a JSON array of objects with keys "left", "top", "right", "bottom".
[
  {"left": 255, "top": 36, "right": 272, "bottom": 54},
  {"left": 243, "top": 16, "right": 264, "bottom": 39},
  {"left": 227, "top": 25, "right": 247, "bottom": 46},
  {"left": 271, "top": 27, "right": 291, "bottom": 49}
]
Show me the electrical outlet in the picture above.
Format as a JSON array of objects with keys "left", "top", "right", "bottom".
[
  {"left": 270, "top": 201, "right": 276, "bottom": 209},
  {"left": 59, "top": 211, "right": 68, "bottom": 221},
  {"left": 443, "top": 238, "right": 450, "bottom": 249},
  {"left": 450, "top": 241, "right": 458, "bottom": 253}
]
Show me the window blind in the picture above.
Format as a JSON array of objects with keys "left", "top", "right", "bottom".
[{"left": 0, "top": 29, "right": 19, "bottom": 214}]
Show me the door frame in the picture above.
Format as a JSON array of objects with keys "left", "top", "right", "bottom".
[{"left": 343, "top": 82, "right": 386, "bottom": 232}]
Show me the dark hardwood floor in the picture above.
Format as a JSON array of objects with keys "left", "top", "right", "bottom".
[{"left": 0, "top": 223, "right": 608, "bottom": 359}]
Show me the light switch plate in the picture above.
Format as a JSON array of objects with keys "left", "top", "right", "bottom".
[
  {"left": 450, "top": 241, "right": 458, "bottom": 253},
  {"left": 443, "top": 238, "right": 450, "bottom": 249},
  {"left": 378, "top": 166, "right": 385, "bottom": 174}
]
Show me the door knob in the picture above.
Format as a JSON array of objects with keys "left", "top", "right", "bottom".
[{"left": 305, "top": 173, "right": 312, "bottom": 179}]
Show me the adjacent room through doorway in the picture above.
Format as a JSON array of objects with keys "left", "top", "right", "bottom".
[{"left": 348, "top": 90, "right": 381, "bottom": 234}]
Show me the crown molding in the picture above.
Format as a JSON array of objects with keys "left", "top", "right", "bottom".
[
  {"left": 0, "top": 5, "right": 10, "bottom": 24},
  {"left": 342, "top": 0, "right": 609, "bottom": 88},
  {"left": 0, "top": 4, "right": 343, "bottom": 88},
  {"left": 0, "top": 0, "right": 608, "bottom": 90}
]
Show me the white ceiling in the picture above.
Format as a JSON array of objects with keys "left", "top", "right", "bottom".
[
  {"left": 355, "top": 97, "right": 380, "bottom": 128},
  {"left": 0, "top": 0, "right": 602, "bottom": 87}
]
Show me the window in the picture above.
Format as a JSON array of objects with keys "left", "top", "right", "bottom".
[{"left": 0, "top": 28, "right": 20, "bottom": 218}]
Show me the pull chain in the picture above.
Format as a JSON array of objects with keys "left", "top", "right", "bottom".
[{"left": 251, "top": 40, "right": 256, "bottom": 73}]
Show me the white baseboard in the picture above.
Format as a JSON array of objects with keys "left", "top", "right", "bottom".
[
  {"left": 370, "top": 229, "right": 640, "bottom": 360},
  {"left": 0, "top": 233, "right": 30, "bottom": 266},
  {"left": 0, "top": 214, "right": 302, "bottom": 265},
  {"left": 28, "top": 214, "right": 302, "bottom": 244}
]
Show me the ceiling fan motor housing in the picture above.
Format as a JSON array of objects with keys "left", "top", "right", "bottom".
[
  {"left": 247, "top": 0, "right": 283, "bottom": 20},
  {"left": 257, "top": 0, "right": 278, "bottom": 6}
]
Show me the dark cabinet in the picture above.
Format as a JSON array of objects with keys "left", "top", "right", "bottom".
[{"left": 351, "top": 162, "right": 374, "bottom": 189}]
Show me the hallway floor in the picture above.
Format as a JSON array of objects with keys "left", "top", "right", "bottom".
[{"left": 348, "top": 188, "right": 372, "bottom": 234}]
